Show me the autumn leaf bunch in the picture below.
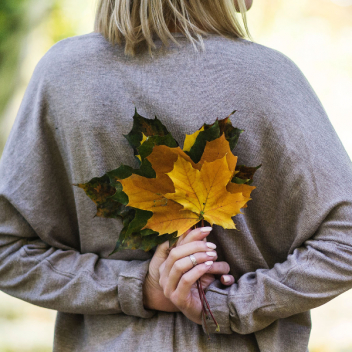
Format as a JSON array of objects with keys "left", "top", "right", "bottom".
[{"left": 76, "top": 108, "right": 261, "bottom": 255}]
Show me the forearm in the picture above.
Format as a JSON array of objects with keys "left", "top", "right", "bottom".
[
  {"left": 0, "top": 229, "right": 155, "bottom": 318},
  {"left": 203, "top": 202, "right": 352, "bottom": 334}
]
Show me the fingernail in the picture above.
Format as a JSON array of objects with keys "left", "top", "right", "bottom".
[
  {"left": 223, "top": 276, "right": 230, "bottom": 283},
  {"left": 204, "top": 261, "right": 213, "bottom": 266},
  {"left": 206, "top": 242, "right": 216, "bottom": 249},
  {"left": 206, "top": 251, "right": 216, "bottom": 257},
  {"left": 201, "top": 227, "right": 212, "bottom": 233}
]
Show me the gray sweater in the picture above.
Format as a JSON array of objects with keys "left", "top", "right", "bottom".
[{"left": 1, "top": 31, "right": 352, "bottom": 352}]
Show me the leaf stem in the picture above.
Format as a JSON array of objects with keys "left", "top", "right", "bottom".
[
  {"left": 200, "top": 283, "right": 220, "bottom": 332},
  {"left": 195, "top": 220, "right": 220, "bottom": 334},
  {"left": 197, "top": 279, "right": 210, "bottom": 339}
]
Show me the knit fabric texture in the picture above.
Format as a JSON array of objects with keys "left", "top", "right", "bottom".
[{"left": 1, "top": 31, "right": 352, "bottom": 352}]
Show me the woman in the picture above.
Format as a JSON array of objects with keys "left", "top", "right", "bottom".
[{"left": 1, "top": 1, "right": 352, "bottom": 351}]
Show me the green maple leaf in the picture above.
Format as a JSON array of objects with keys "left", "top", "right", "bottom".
[
  {"left": 184, "top": 111, "right": 245, "bottom": 164},
  {"left": 138, "top": 134, "right": 178, "bottom": 160},
  {"left": 124, "top": 107, "right": 179, "bottom": 163},
  {"left": 74, "top": 174, "right": 129, "bottom": 219},
  {"left": 203, "top": 110, "right": 244, "bottom": 151},
  {"left": 232, "top": 164, "right": 262, "bottom": 185},
  {"left": 109, "top": 208, "right": 178, "bottom": 254}
]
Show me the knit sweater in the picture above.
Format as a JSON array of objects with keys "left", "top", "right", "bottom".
[{"left": 1, "top": 31, "right": 352, "bottom": 352}]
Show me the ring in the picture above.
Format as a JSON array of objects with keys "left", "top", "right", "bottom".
[{"left": 189, "top": 254, "right": 198, "bottom": 267}]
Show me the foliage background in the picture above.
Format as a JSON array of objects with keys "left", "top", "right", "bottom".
[{"left": 0, "top": 0, "right": 351, "bottom": 351}]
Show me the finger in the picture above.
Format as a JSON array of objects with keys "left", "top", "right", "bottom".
[
  {"left": 172, "top": 262, "right": 214, "bottom": 306},
  {"left": 220, "top": 275, "right": 235, "bottom": 285},
  {"left": 163, "top": 240, "right": 217, "bottom": 277},
  {"left": 199, "top": 273, "right": 216, "bottom": 289},
  {"left": 162, "top": 250, "right": 217, "bottom": 297},
  {"left": 176, "top": 228, "right": 192, "bottom": 245},
  {"left": 205, "top": 261, "right": 231, "bottom": 275},
  {"left": 154, "top": 240, "right": 173, "bottom": 261},
  {"left": 177, "top": 226, "right": 213, "bottom": 246}
]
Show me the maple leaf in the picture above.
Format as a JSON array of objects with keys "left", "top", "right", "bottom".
[
  {"left": 146, "top": 144, "right": 197, "bottom": 173},
  {"left": 196, "top": 134, "right": 238, "bottom": 177},
  {"left": 123, "top": 107, "right": 179, "bottom": 164},
  {"left": 226, "top": 182, "right": 256, "bottom": 208},
  {"left": 183, "top": 126, "right": 204, "bottom": 152},
  {"left": 202, "top": 110, "right": 244, "bottom": 151},
  {"left": 164, "top": 155, "right": 250, "bottom": 229},
  {"left": 115, "top": 139, "right": 255, "bottom": 236},
  {"left": 74, "top": 174, "right": 131, "bottom": 219},
  {"left": 232, "top": 163, "right": 262, "bottom": 185},
  {"left": 185, "top": 119, "right": 221, "bottom": 163},
  {"left": 109, "top": 208, "right": 179, "bottom": 254},
  {"left": 147, "top": 134, "right": 237, "bottom": 175},
  {"left": 138, "top": 133, "right": 178, "bottom": 161},
  {"left": 112, "top": 228, "right": 178, "bottom": 253},
  {"left": 136, "top": 133, "right": 148, "bottom": 162},
  {"left": 184, "top": 110, "right": 244, "bottom": 163},
  {"left": 77, "top": 108, "right": 260, "bottom": 253},
  {"left": 75, "top": 171, "right": 181, "bottom": 254},
  {"left": 118, "top": 173, "right": 200, "bottom": 236}
]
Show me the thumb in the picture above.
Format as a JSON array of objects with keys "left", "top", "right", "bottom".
[{"left": 154, "top": 240, "right": 171, "bottom": 260}]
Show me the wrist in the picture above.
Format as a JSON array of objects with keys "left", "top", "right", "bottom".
[
  {"left": 143, "top": 274, "right": 156, "bottom": 310},
  {"left": 143, "top": 274, "right": 181, "bottom": 312}
]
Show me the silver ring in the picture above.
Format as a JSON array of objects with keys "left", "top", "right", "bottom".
[{"left": 189, "top": 254, "right": 198, "bottom": 267}]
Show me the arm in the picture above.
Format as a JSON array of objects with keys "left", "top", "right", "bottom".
[
  {"left": 0, "top": 213, "right": 153, "bottom": 317},
  {"left": 204, "top": 201, "right": 352, "bottom": 334},
  {"left": 0, "top": 49, "right": 154, "bottom": 318},
  {"left": 200, "top": 53, "right": 352, "bottom": 334}
]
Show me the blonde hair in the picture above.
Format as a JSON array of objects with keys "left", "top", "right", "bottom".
[{"left": 94, "top": 0, "right": 254, "bottom": 58}]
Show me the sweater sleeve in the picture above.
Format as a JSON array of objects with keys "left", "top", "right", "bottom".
[
  {"left": 202, "top": 52, "right": 352, "bottom": 334},
  {"left": 0, "top": 50, "right": 155, "bottom": 318}
]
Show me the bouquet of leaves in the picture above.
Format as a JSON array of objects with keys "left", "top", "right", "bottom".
[{"left": 75, "top": 107, "right": 261, "bottom": 332}]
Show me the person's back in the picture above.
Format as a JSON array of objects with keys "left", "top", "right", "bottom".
[{"left": 1, "top": 1, "right": 352, "bottom": 351}]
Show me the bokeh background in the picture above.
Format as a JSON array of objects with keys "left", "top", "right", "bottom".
[{"left": 0, "top": 0, "right": 352, "bottom": 351}]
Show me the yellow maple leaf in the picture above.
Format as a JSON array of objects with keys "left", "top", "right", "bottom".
[
  {"left": 226, "top": 182, "right": 256, "bottom": 208},
  {"left": 183, "top": 126, "right": 205, "bottom": 152},
  {"left": 118, "top": 173, "right": 199, "bottom": 236},
  {"left": 141, "top": 201, "right": 199, "bottom": 236},
  {"left": 146, "top": 145, "right": 197, "bottom": 174},
  {"left": 119, "top": 140, "right": 254, "bottom": 236},
  {"left": 136, "top": 133, "right": 148, "bottom": 161},
  {"left": 164, "top": 155, "right": 249, "bottom": 229},
  {"left": 147, "top": 134, "right": 237, "bottom": 174}
]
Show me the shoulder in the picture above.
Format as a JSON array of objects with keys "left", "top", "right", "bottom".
[
  {"left": 220, "top": 37, "right": 307, "bottom": 87},
  {"left": 218, "top": 38, "right": 317, "bottom": 109},
  {"left": 45, "top": 32, "right": 108, "bottom": 59},
  {"left": 202, "top": 35, "right": 313, "bottom": 105},
  {"left": 32, "top": 32, "right": 110, "bottom": 82}
]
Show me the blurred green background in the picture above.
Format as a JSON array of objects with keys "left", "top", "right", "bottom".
[{"left": 0, "top": 0, "right": 351, "bottom": 351}]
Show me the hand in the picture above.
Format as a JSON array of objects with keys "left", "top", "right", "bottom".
[
  {"left": 143, "top": 227, "right": 235, "bottom": 314},
  {"left": 143, "top": 228, "right": 214, "bottom": 312},
  {"left": 143, "top": 241, "right": 180, "bottom": 312},
  {"left": 158, "top": 227, "right": 234, "bottom": 325},
  {"left": 176, "top": 228, "right": 235, "bottom": 287}
]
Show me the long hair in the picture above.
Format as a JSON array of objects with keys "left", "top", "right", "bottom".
[{"left": 94, "top": 0, "right": 254, "bottom": 58}]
